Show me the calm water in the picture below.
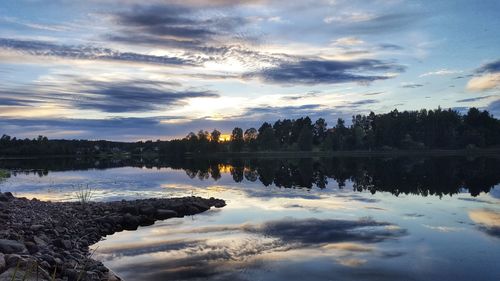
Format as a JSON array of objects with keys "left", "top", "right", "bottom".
[{"left": 1, "top": 156, "right": 499, "bottom": 281}]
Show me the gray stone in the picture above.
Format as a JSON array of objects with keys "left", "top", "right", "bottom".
[
  {"left": 0, "top": 253, "right": 5, "bottom": 273},
  {"left": 0, "top": 267, "right": 49, "bottom": 281},
  {"left": 4, "top": 254, "right": 23, "bottom": 266},
  {"left": 33, "top": 236, "right": 48, "bottom": 247},
  {"left": 29, "top": 225, "right": 44, "bottom": 232},
  {"left": 121, "top": 214, "right": 140, "bottom": 231},
  {"left": 24, "top": 242, "right": 38, "bottom": 254},
  {"left": 139, "top": 205, "right": 156, "bottom": 216},
  {"left": 156, "top": 209, "right": 178, "bottom": 220},
  {"left": 54, "top": 239, "right": 71, "bottom": 250},
  {"left": 0, "top": 239, "right": 27, "bottom": 254}
]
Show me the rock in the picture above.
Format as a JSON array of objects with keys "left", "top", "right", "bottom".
[
  {"left": 29, "top": 225, "right": 44, "bottom": 232},
  {"left": 64, "top": 268, "right": 78, "bottom": 281},
  {"left": 156, "top": 209, "right": 178, "bottom": 220},
  {"left": 4, "top": 254, "right": 23, "bottom": 266},
  {"left": 0, "top": 193, "right": 225, "bottom": 281},
  {"left": 24, "top": 242, "right": 39, "bottom": 254},
  {"left": 0, "top": 192, "right": 13, "bottom": 201},
  {"left": 120, "top": 205, "right": 138, "bottom": 215},
  {"left": 139, "top": 205, "right": 156, "bottom": 216},
  {"left": 121, "top": 214, "right": 140, "bottom": 231},
  {"left": 0, "top": 267, "right": 48, "bottom": 281},
  {"left": 33, "top": 236, "right": 48, "bottom": 247},
  {"left": 54, "top": 239, "right": 72, "bottom": 250},
  {"left": 0, "top": 239, "right": 28, "bottom": 254},
  {"left": 0, "top": 253, "right": 5, "bottom": 273}
]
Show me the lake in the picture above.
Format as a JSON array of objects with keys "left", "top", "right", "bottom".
[{"left": 1, "top": 156, "right": 499, "bottom": 281}]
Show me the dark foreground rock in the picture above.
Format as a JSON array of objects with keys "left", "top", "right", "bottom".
[{"left": 0, "top": 192, "right": 225, "bottom": 280}]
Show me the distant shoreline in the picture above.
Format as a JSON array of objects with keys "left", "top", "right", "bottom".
[
  {"left": 188, "top": 148, "right": 500, "bottom": 158},
  {"left": 2, "top": 148, "right": 500, "bottom": 160}
]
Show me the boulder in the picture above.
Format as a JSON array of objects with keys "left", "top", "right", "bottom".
[
  {"left": 33, "top": 236, "right": 48, "bottom": 248},
  {"left": 0, "top": 239, "right": 27, "bottom": 254},
  {"left": 156, "top": 209, "right": 178, "bottom": 220},
  {"left": 121, "top": 214, "right": 140, "bottom": 231},
  {"left": 24, "top": 242, "right": 38, "bottom": 254},
  {"left": 139, "top": 205, "right": 156, "bottom": 216},
  {"left": 54, "top": 239, "right": 72, "bottom": 250}
]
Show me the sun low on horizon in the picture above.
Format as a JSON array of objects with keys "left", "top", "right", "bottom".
[{"left": 0, "top": 0, "right": 499, "bottom": 141}]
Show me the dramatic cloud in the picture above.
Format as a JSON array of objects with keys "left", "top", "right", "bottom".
[
  {"left": 0, "top": 38, "right": 194, "bottom": 66},
  {"left": 469, "top": 209, "right": 500, "bottom": 238},
  {"left": 476, "top": 60, "right": 500, "bottom": 74},
  {"left": 108, "top": 4, "right": 253, "bottom": 51},
  {"left": 95, "top": 217, "right": 406, "bottom": 280},
  {"left": 67, "top": 81, "right": 219, "bottom": 113},
  {"left": 245, "top": 58, "right": 404, "bottom": 85},
  {"left": 247, "top": 218, "right": 406, "bottom": 244},
  {"left": 0, "top": 78, "right": 219, "bottom": 113},
  {"left": 467, "top": 74, "right": 500, "bottom": 92},
  {"left": 467, "top": 59, "right": 500, "bottom": 91}
]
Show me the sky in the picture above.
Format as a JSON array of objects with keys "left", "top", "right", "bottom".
[{"left": 0, "top": 0, "right": 499, "bottom": 141}]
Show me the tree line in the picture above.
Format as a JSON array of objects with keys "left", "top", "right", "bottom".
[
  {"left": 1, "top": 107, "right": 499, "bottom": 156},
  {"left": 175, "top": 107, "right": 500, "bottom": 154}
]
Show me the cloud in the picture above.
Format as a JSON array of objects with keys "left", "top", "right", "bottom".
[
  {"left": 364, "top": 92, "right": 384, "bottom": 96},
  {"left": 419, "top": 69, "right": 462, "bottom": 77},
  {"left": 245, "top": 58, "right": 404, "bottom": 85},
  {"left": 247, "top": 218, "right": 406, "bottom": 244},
  {"left": 108, "top": 4, "right": 253, "bottom": 50},
  {"left": 456, "top": 95, "right": 494, "bottom": 103},
  {"left": 237, "top": 104, "right": 348, "bottom": 122},
  {"left": 0, "top": 38, "right": 194, "bottom": 66},
  {"left": 324, "top": 12, "right": 377, "bottom": 24},
  {"left": 476, "top": 59, "right": 500, "bottom": 74},
  {"left": 93, "top": 217, "right": 406, "bottom": 281},
  {"left": 324, "top": 12, "right": 423, "bottom": 35},
  {"left": 469, "top": 209, "right": 500, "bottom": 238},
  {"left": 401, "top": 83, "right": 424, "bottom": 88},
  {"left": 485, "top": 99, "right": 500, "bottom": 116},
  {"left": 467, "top": 73, "right": 500, "bottom": 92},
  {"left": 0, "top": 78, "right": 218, "bottom": 113},
  {"left": 334, "top": 99, "right": 379, "bottom": 109},
  {"left": 67, "top": 81, "right": 219, "bottom": 113},
  {"left": 0, "top": 115, "right": 262, "bottom": 141},
  {"left": 467, "top": 59, "right": 500, "bottom": 91},
  {"left": 331, "top": 37, "right": 365, "bottom": 46}
]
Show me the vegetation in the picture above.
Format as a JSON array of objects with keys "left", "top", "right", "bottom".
[
  {"left": 75, "top": 184, "right": 94, "bottom": 206},
  {"left": 0, "top": 107, "right": 499, "bottom": 156},
  {"left": 175, "top": 107, "right": 500, "bottom": 154}
]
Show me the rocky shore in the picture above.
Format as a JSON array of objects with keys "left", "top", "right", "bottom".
[{"left": 0, "top": 192, "right": 225, "bottom": 281}]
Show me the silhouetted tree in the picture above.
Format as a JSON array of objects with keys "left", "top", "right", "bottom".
[{"left": 230, "top": 127, "right": 244, "bottom": 152}]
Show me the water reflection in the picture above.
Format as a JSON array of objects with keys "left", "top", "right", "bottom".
[
  {"left": 2, "top": 156, "right": 500, "bottom": 197},
  {"left": 1, "top": 156, "right": 500, "bottom": 281}
]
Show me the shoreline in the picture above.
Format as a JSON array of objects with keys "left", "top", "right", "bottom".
[
  {"left": 2, "top": 148, "right": 500, "bottom": 161},
  {"left": 0, "top": 192, "right": 225, "bottom": 281},
  {"left": 190, "top": 148, "right": 500, "bottom": 158}
]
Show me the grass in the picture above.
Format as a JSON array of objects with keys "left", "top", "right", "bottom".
[{"left": 75, "top": 184, "right": 94, "bottom": 206}]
